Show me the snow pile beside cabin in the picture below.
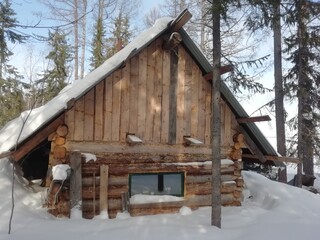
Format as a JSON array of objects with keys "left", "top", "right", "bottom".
[{"left": 1, "top": 156, "right": 320, "bottom": 240}]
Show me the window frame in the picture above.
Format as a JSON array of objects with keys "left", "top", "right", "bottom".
[{"left": 129, "top": 172, "right": 185, "bottom": 197}]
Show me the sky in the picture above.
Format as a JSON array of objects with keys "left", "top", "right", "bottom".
[{"left": 0, "top": 157, "right": 319, "bottom": 239}]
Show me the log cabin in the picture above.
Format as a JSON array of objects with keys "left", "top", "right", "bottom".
[{"left": 0, "top": 9, "right": 296, "bottom": 219}]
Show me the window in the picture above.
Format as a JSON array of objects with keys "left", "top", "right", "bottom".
[{"left": 129, "top": 172, "right": 184, "bottom": 197}]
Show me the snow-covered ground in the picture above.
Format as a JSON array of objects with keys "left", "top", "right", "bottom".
[{"left": 0, "top": 158, "right": 319, "bottom": 240}]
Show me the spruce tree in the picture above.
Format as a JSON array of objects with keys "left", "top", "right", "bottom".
[
  {"left": 90, "top": 16, "right": 106, "bottom": 70},
  {"left": 37, "top": 29, "right": 72, "bottom": 104},
  {"left": 283, "top": 0, "right": 320, "bottom": 177},
  {"left": 0, "top": 0, "right": 28, "bottom": 128},
  {"left": 105, "top": 13, "right": 132, "bottom": 59}
]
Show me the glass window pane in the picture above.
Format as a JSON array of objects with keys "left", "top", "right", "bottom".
[{"left": 130, "top": 172, "right": 184, "bottom": 197}]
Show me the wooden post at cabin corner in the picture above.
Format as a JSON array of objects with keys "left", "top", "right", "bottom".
[
  {"left": 100, "top": 165, "right": 109, "bottom": 215},
  {"left": 70, "top": 151, "right": 82, "bottom": 210}
]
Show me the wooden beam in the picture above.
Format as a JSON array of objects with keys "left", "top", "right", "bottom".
[
  {"left": 163, "top": 32, "right": 182, "bottom": 51},
  {"left": 237, "top": 115, "right": 271, "bottom": 124},
  {"left": 70, "top": 151, "right": 82, "bottom": 209},
  {"left": 0, "top": 151, "right": 12, "bottom": 159},
  {"left": 243, "top": 153, "right": 301, "bottom": 164},
  {"left": 169, "top": 9, "right": 192, "bottom": 32},
  {"left": 204, "top": 65, "right": 233, "bottom": 81},
  {"left": 100, "top": 165, "right": 109, "bottom": 214},
  {"left": 13, "top": 114, "right": 65, "bottom": 161},
  {"left": 168, "top": 47, "right": 178, "bottom": 144},
  {"left": 238, "top": 125, "right": 267, "bottom": 163}
]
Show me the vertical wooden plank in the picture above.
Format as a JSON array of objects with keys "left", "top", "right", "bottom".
[
  {"left": 84, "top": 88, "right": 95, "bottom": 141},
  {"left": 95, "top": 81, "right": 104, "bottom": 141},
  {"left": 153, "top": 38, "right": 163, "bottom": 142},
  {"left": 220, "top": 101, "right": 226, "bottom": 146},
  {"left": 112, "top": 70, "right": 121, "bottom": 141},
  {"left": 160, "top": 49, "right": 170, "bottom": 143},
  {"left": 70, "top": 151, "right": 82, "bottom": 209},
  {"left": 190, "top": 63, "right": 199, "bottom": 139},
  {"left": 138, "top": 48, "right": 148, "bottom": 139},
  {"left": 100, "top": 165, "right": 109, "bottom": 214},
  {"left": 224, "top": 104, "right": 232, "bottom": 146},
  {"left": 184, "top": 50, "right": 193, "bottom": 137},
  {"left": 120, "top": 63, "right": 130, "bottom": 142},
  {"left": 176, "top": 46, "right": 185, "bottom": 144},
  {"left": 168, "top": 47, "right": 179, "bottom": 144},
  {"left": 205, "top": 85, "right": 212, "bottom": 145},
  {"left": 103, "top": 76, "right": 113, "bottom": 141},
  {"left": 129, "top": 55, "right": 139, "bottom": 134},
  {"left": 145, "top": 42, "right": 155, "bottom": 141},
  {"left": 74, "top": 97, "right": 84, "bottom": 141},
  {"left": 197, "top": 66, "right": 206, "bottom": 141},
  {"left": 65, "top": 106, "right": 75, "bottom": 140}
]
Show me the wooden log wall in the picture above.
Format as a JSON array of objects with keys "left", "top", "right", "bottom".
[
  {"left": 64, "top": 37, "right": 239, "bottom": 147},
  {"left": 46, "top": 124, "right": 70, "bottom": 217},
  {"left": 80, "top": 152, "right": 243, "bottom": 219}
]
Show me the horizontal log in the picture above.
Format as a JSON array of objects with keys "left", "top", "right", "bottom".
[
  {"left": 68, "top": 141, "right": 230, "bottom": 157},
  {"left": 235, "top": 177, "right": 244, "bottom": 187},
  {"left": 242, "top": 153, "right": 301, "bottom": 164},
  {"left": 55, "top": 136, "right": 66, "bottom": 146}
]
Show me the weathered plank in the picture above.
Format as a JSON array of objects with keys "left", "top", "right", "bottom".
[
  {"left": 176, "top": 46, "right": 186, "bottom": 144},
  {"left": 129, "top": 55, "right": 139, "bottom": 134},
  {"left": 153, "top": 38, "right": 163, "bottom": 143},
  {"left": 103, "top": 76, "right": 113, "bottom": 141},
  {"left": 99, "top": 165, "right": 109, "bottom": 214},
  {"left": 65, "top": 107, "right": 74, "bottom": 140},
  {"left": 84, "top": 88, "right": 95, "bottom": 141},
  {"left": 168, "top": 47, "right": 179, "bottom": 144},
  {"left": 70, "top": 151, "right": 82, "bottom": 208},
  {"left": 95, "top": 80, "right": 104, "bottom": 141},
  {"left": 137, "top": 47, "right": 148, "bottom": 139},
  {"left": 120, "top": 62, "right": 130, "bottom": 142},
  {"left": 145, "top": 41, "right": 156, "bottom": 141},
  {"left": 74, "top": 97, "right": 85, "bottom": 141},
  {"left": 160, "top": 48, "right": 170, "bottom": 143},
  {"left": 112, "top": 70, "right": 121, "bottom": 141}
]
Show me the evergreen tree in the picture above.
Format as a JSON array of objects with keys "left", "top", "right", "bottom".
[
  {"left": 283, "top": 0, "right": 320, "bottom": 177},
  {"left": 90, "top": 16, "right": 106, "bottom": 69},
  {"left": 105, "top": 12, "right": 131, "bottom": 59},
  {"left": 37, "top": 29, "right": 72, "bottom": 104},
  {"left": 0, "top": 0, "right": 28, "bottom": 128}
]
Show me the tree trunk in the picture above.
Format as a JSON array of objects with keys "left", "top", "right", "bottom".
[
  {"left": 74, "top": 0, "right": 79, "bottom": 80},
  {"left": 273, "top": 1, "right": 287, "bottom": 182},
  {"left": 80, "top": 0, "right": 87, "bottom": 79},
  {"left": 211, "top": 0, "right": 221, "bottom": 228}
]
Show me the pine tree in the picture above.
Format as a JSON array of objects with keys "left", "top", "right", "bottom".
[
  {"left": 0, "top": 0, "right": 28, "bottom": 128},
  {"left": 37, "top": 29, "right": 72, "bottom": 104}
]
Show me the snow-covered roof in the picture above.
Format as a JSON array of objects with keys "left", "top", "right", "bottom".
[{"left": 0, "top": 17, "right": 173, "bottom": 154}]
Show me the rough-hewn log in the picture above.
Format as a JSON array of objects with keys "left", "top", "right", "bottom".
[
  {"left": 70, "top": 151, "right": 82, "bottom": 209},
  {"left": 54, "top": 136, "right": 66, "bottom": 146},
  {"left": 56, "top": 124, "right": 69, "bottom": 137},
  {"left": 53, "top": 146, "right": 67, "bottom": 159}
]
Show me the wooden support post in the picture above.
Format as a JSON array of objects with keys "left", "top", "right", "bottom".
[
  {"left": 93, "top": 172, "right": 96, "bottom": 216},
  {"left": 70, "top": 151, "right": 82, "bottom": 209},
  {"left": 100, "top": 165, "right": 109, "bottom": 215},
  {"left": 168, "top": 47, "right": 178, "bottom": 144}
]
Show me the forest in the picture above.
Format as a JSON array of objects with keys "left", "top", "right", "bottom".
[{"left": 0, "top": 0, "right": 319, "bottom": 202}]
